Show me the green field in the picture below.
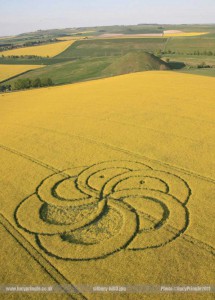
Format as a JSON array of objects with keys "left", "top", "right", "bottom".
[
  {"left": 3, "top": 52, "right": 170, "bottom": 86},
  {"left": 165, "top": 35, "right": 215, "bottom": 53},
  {"left": 56, "top": 38, "right": 167, "bottom": 58},
  {"left": 1, "top": 24, "right": 215, "bottom": 90},
  {"left": 178, "top": 68, "right": 215, "bottom": 77},
  {"left": 163, "top": 54, "right": 215, "bottom": 65}
]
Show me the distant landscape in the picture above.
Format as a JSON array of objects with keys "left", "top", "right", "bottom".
[{"left": 1, "top": 24, "right": 215, "bottom": 91}]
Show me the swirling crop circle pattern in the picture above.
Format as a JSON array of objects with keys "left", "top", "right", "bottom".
[{"left": 15, "top": 161, "right": 191, "bottom": 260}]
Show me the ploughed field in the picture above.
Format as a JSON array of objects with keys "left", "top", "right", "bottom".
[{"left": 0, "top": 71, "right": 214, "bottom": 300}]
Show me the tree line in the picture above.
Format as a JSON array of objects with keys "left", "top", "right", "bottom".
[
  {"left": 0, "top": 39, "right": 58, "bottom": 52},
  {"left": 155, "top": 49, "right": 215, "bottom": 56},
  {"left": 0, "top": 77, "right": 53, "bottom": 92},
  {"left": 1, "top": 55, "right": 46, "bottom": 59}
]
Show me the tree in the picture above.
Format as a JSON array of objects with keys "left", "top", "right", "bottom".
[
  {"left": 5, "top": 84, "right": 12, "bottom": 91},
  {"left": 13, "top": 77, "right": 53, "bottom": 91},
  {"left": 0, "top": 85, "right": 6, "bottom": 92},
  {"left": 14, "top": 78, "right": 31, "bottom": 90},
  {"left": 14, "top": 79, "right": 23, "bottom": 90},
  {"left": 47, "top": 78, "right": 53, "bottom": 86},
  {"left": 32, "top": 78, "right": 41, "bottom": 88},
  {"left": 0, "top": 84, "right": 12, "bottom": 92},
  {"left": 41, "top": 78, "right": 53, "bottom": 87}
]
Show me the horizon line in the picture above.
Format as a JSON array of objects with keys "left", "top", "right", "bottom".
[{"left": 1, "top": 22, "right": 215, "bottom": 38}]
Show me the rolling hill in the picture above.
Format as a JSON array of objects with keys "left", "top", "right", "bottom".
[
  {"left": 101, "top": 52, "right": 170, "bottom": 76},
  {"left": 2, "top": 51, "right": 170, "bottom": 88}
]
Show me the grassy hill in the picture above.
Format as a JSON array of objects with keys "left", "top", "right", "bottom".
[
  {"left": 3, "top": 51, "right": 170, "bottom": 88},
  {"left": 101, "top": 52, "right": 170, "bottom": 76}
]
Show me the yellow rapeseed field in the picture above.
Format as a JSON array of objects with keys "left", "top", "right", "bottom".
[
  {"left": 164, "top": 32, "right": 208, "bottom": 37},
  {"left": 79, "top": 30, "right": 95, "bottom": 34},
  {"left": 0, "top": 40, "right": 75, "bottom": 57},
  {"left": 99, "top": 32, "right": 209, "bottom": 40},
  {"left": 0, "top": 71, "right": 214, "bottom": 300},
  {"left": 0, "top": 64, "right": 43, "bottom": 82},
  {"left": 57, "top": 36, "right": 83, "bottom": 41}
]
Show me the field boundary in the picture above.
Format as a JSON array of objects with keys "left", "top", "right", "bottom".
[
  {"left": 0, "top": 143, "right": 60, "bottom": 173},
  {"left": 0, "top": 213, "right": 87, "bottom": 300},
  {"left": 0, "top": 69, "right": 40, "bottom": 84},
  {"left": 163, "top": 37, "right": 171, "bottom": 52}
]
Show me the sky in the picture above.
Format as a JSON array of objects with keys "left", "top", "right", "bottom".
[{"left": 0, "top": 0, "right": 214, "bottom": 36}]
